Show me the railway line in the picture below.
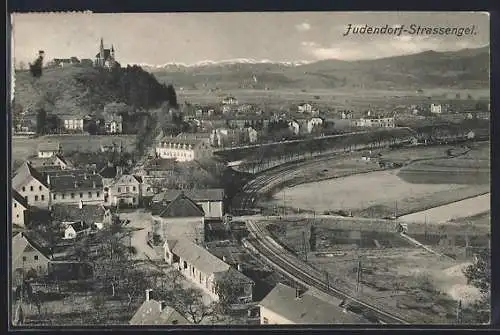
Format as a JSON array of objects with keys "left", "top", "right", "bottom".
[{"left": 245, "top": 220, "right": 412, "bottom": 324}]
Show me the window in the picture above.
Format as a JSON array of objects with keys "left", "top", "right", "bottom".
[
  {"left": 30, "top": 186, "right": 33, "bottom": 191},
  {"left": 126, "top": 187, "right": 130, "bottom": 192},
  {"left": 22, "top": 187, "right": 25, "bottom": 192},
  {"left": 53, "top": 194, "right": 57, "bottom": 200},
  {"left": 80, "top": 193, "right": 83, "bottom": 198},
  {"left": 34, "top": 255, "right": 38, "bottom": 261},
  {"left": 88, "top": 192, "right": 92, "bottom": 198},
  {"left": 71, "top": 193, "right": 75, "bottom": 199},
  {"left": 118, "top": 187, "right": 121, "bottom": 193},
  {"left": 132, "top": 197, "right": 135, "bottom": 203},
  {"left": 97, "top": 192, "right": 100, "bottom": 197},
  {"left": 183, "top": 261, "right": 187, "bottom": 269},
  {"left": 39, "top": 186, "right": 42, "bottom": 191},
  {"left": 41, "top": 195, "right": 45, "bottom": 201},
  {"left": 35, "top": 195, "right": 39, "bottom": 201},
  {"left": 14, "top": 203, "right": 17, "bottom": 208},
  {"left": 263, "top": 318, "right": 269, "bottom": 324},
  {"left": 133, "top": 186, "right": 136, "bottom": 191},
  {"left": 22, "top": 256, "right": 27, "bottom": 262},
  {"left": 62, "top": 194, "right": 65, "bottom": 199}
]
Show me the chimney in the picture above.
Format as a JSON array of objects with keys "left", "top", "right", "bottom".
[
  {"left": 79, "top": 200, "right": 83, "bottom": 209},
  {"left": 158, "top": 300, "right": 166, "bottom": 312},
  {"left": 145, "top": 289, "right": 152, "bottom": 301},
  {"left": 84, "top": 173, "right": 87, "bottom": 180},
  {"left": 237, "top": 263, "right": 243, "bottom": 272},
  {"left": 222, "top": 255, "right": 227, "bottom": 262},
  {"left": 46, "top": 174, "right": 51, "bottom": 185}
]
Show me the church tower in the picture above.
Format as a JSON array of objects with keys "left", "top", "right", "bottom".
[{"left": 99, "top": 38, "right": 105, "bottom": 67}]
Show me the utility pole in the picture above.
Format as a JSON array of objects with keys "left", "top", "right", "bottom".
[
  {"left": 302, "top": 231, "right": 308, "bottom": 262},
  {"left": 456, "top": 300, "right": 463, "bottom": 324},
  {"left": 356, "top": 258, "right": 362, "bottom": 295},
  {"left": 325, "top": 271, "right": 330, "bottom": 291}
]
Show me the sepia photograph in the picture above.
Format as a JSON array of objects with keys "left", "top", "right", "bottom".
[{"left": 9, "top": 11, "right": 490, "bottom": 327}]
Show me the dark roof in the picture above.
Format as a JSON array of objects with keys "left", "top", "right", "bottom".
[
  {"left": 160, "top": 189, "right": 224, "bottom": 203},
  {"left": 68, "top": 221, "right": 90, "bottom": 233},
  {"left": 12, "top": 162, "right": 49, "bottom": 190},
  {"left": 52, "top": 204, "right": 107, "bottom": 224},
  {"left": 259, "top": 283, "right": 370, "bottom": 324},
  {"left": 12, "top": 189, "right": 29, "bottom": 209},
  {"left": 158, "top": 193, "right": 205, "bottom": 218},
  {"left": 48, "top": 173, "right": 103, "bottom": 192},
  {"left": 99, "top": 165, "right": 118, "bottom": 179},
  {"left": 144, "top": 159, "right": 176, "bottom": 171},
  {"left": 129, "top": 299, "right": 190, "bottom": 325},
  {"left": 34, "top": 165, "right": 63, "bottom": 173}
]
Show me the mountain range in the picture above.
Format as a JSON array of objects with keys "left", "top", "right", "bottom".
[{"left": 148, "top": 46, "right": 489, "bottom": 91}]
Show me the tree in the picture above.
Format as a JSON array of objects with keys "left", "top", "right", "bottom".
[
  {"left": 462, "top": 248, "right": 491, "bottom": 323},
  {"left": 35, "top": 109, "right": 47, "bottom": 135},
  {"left": 213, "top": 272, "right": 247, "bottom": 313},
  {"left": 166, "top": 84, "right": 178, "bottom": 108},
  {"left": 170, "top": 287, "right": 217, "bottom": 324}
]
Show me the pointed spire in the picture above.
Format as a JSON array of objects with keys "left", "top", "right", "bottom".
[{"left": 111, "top": 44, "right": 114, "bottom": 52}]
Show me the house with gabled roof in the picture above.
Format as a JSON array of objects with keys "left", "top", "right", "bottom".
[
  {"left": 12, "top": 162, "right": 51, "bottom": 209},
  {"left": 109, "top": 174, "right": 143, "bottom": 207},
  {"left": 164, "top": 238, "right": 253, "bottom": 303},
  {"left": 130, "top": 289, "right": 191, "bottom": 325},
  {"left": 37, "top": 142, "right": 62, "bottom": 158},
  {"left": 46, "top": 170, "right": 104, "bottom": 206},
  {"left": 153, "top": 189, "right": 225, "bottom": 218},
  {"left": 155, "top": 134, "right": 213, "bottom": 162},
  {"left": 51, "top": 201, "right": 113, "bottom": 227},
  {"left": 259, "top": 283, "right": 371, "bottom": 325},
  {"left": 12, "top": 189, "right": 29, "bottom": 228},
  {"left": 12, "top": 232, "right": 52, "bottom": 283},
  {"left": 63, "top": 221, "right": 91, "bottom": 240},
  {"left": 151, "top": 192, "right": 205, "bottom": 244},
  {"left": 28, "top": 154, "right": 75, "bottom": 170}
]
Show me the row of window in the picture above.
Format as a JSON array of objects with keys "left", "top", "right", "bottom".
[
  {"left": 53, "top": 191, "right": 100, "bottom": 200},
  {"left": 22, "top": 194, "right": 45, "bottom": 202},
  {"left": 159, "top": 150, "right": 194, "bottom": 159},
  {"left": 117, "top": 186, "right": 136, "bottom": 193},
  {"left": 21, "top": 185, "right": 43, "bottom": 192},
  {"left": 22, "top": 255, "right": 39, "bottom": 261}
]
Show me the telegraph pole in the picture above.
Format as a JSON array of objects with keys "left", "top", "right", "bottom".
[
  {"left": 356, "top": 258, "right": 362, "bottom": 295},
  {"left": 302, "top": 231, "right": 308, "bottom": 262},
  {"left": 325, "top": 271, "right": 330, "bottom": 291},
  {"left": 456, "top": 300, "right": 463, "bottom": 324}
]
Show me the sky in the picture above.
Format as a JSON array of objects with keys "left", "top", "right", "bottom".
[{"left": 11, "top": 12, "right": 490, "bottom": 66}]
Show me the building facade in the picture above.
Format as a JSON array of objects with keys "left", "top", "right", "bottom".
[
  {"left": 430, "top": 104, "right": 442, "bottom": 114},
  {"left": 63, "top": 118, "right": 84, "bottom": 131},
  {"left": 12, "top": 163, "right": 51, "bottom": 209},
  {"left": 352, "top": 117, "right": 395, "bottom": 128},
  {"left": 12, "top": 190, "right": 29, "bottom": 227},
  {"left": 155, "top": 135, "right": 212, "bottom": 162},
  {"left": 109, "top": 174, "right": 143, "bottom": 207}
]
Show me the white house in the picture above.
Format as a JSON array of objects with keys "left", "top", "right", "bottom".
[
  {"left": 297, "top": 103, "right": 313, "bottom": 113},
  {"left": 12, "top": 162, "right": 51, "bottom": 209},
  {"left": 430, "top": 104, "right": 442, "bottom": 114},
  {"left": 352, "top": 117, "right": 395, "bottom": 128},
  {"left": 37, "top": 142, "right": 62, "bottom": 158},
  {"left": 306, "top": 117, "right": 324, "bottom": 133},
  {"left": 259, "top": 283, "right": 370, "bottom": 325},
  {"left": 12, "top": 189, "right": 29, "bottom": 228},
  {"left": 109, "top": 174, "right": 143, "bottom": 207},
  {"left": 63, "top": 221, "right": 91, "bottom": 240},
  {"left": 164, "top": 238, "right": 254, "bottom": 303},
  {"left": 222, "top": 96, "right": 238, "bottom": 105},
  {"left": 245, "top": 127, "right": 258, "bottom": 144},
  {"left": 155, "top": 134, "right": 212, "bottom": 162},
  {"left": 63, "top": 118, "right": 84, "bottom": 131}
]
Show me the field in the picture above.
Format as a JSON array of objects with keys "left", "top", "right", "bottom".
[
  {"left": 399, "top": 194, "right": 490, "bottom": 224},
  {"left": 12, "top": 135, "right": 138, "bottom": 162},
  {"left": 265, "top": 219, "right": 486, "bottom": 323}
]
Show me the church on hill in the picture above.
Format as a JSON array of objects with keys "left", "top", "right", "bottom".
[{"left": 94, "top": 38, "right": 117, "bottom": 69}]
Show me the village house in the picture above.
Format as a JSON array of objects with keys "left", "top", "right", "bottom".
[
  {"left": 352, "top": 116, "right": 395, "bottom": 128},
  {"left": 130, "top": 289, "right": 191, "bottom": 325},
  {"left": 153, "top": 189, "right": 225, "bottom": 219},
  {"left": 151, "top": 192, "right": 206, "bottom": 244},
  {"left": 155, "top": 134, "right": 212, "bottom": 162},
  {"left": 430, "top": 103, "right": 442, "bottom": 114},
  {"left": 37, "top": 142, "right": 62, "bottom": 158},
  {"left": 340, "top": 110, "right": 354, "bottom": 119},
  {"left": 222, "top": 96, "right": 239, "bottom": 105},
  {"left": 98, "top": 162, "right": 123, "bottom": 187},
  {"left": 12, "top": 189, "right": 29, "bottom": 228},
  {"left": 163, "top": 238, "right": 254, "bottom": 303},
  {"left": 109, "top": 174, "right": 143, "bottom": 207},
  {"left": 62, "top": 116, "right": 84, "bottom": 132},
  {"left": 12, "top": 162, "right": 51, "bottom": 209},
  {"left": 297, "top": 103, "right": 313, "bottom": 114},
  {"left": 51, "top": 201, "right": 112, "bottom": 225},
  {"left": 210, "top": 128, "right": 247, "bottom": 148},
  {"left": 47, "top": 170, "right": 104, "bottom": 206},
  {"left": 27, "top": 154, "right": 75, "bottom": 170},
  {"left": 259, "top": 283, "right": 370, "bottom": 325},
  {"left": 103, "top": 114, "right": 123, "bottom": 134},
  {"left": 245, "top": 126, "right": 259, "bottom": 144},
  {"left": 306, "top": 117, "right": 324, "bottom": 133},
  {"left": 63, "top": 221, "right": 92, "bottom": 240},
  {"left": 12, "top": 232, "right": 52, "bottom": 283}
]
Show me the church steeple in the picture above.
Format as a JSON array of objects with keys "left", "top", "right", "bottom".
[
  {"left": 111, "top": 44, "right": 115, "bottom": 58},
  {"left": 99, "top": 38, "right": 105, "bottom": 66}
]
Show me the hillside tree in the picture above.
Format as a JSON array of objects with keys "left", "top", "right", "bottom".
[{"left": 462, "top": 248, "right": 491, "bottom": 323}]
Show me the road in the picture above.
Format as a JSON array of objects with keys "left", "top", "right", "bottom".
[{"left": 117, "top": 210, "right": 159, "bottom": 260}]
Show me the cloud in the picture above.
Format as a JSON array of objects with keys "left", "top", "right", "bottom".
[{"left": 295, "top": 22, "right": 311, "bottom": 32}]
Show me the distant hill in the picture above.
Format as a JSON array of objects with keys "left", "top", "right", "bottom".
[
  {"left": 14, "top": 64, "right": 172, "bottom": 117},
  {"left": 150, "top": 47, "right": 489, "bottom": 91}
]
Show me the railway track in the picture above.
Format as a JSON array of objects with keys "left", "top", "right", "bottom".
[{"left": 245, "top": 220, "right": 411, "bottom": 324}]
